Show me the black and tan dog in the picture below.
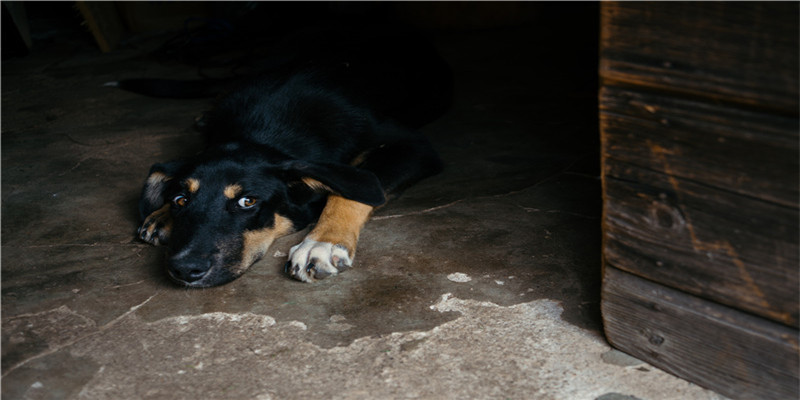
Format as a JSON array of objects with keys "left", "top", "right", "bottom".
[{"left": 132, "top": 28, "right": 451, "bottom": 287}]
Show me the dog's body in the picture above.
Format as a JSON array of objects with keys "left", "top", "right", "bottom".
[{"left": 134, "top": 28, "right": 451, "bottom": 287}]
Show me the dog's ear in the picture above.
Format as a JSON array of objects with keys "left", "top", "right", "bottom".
[
  {"left": 277, "top": 160, "right": 385, "bottom": 206},
  {"left": 139, "top": 161, "right": 184, "bottom": 220}
]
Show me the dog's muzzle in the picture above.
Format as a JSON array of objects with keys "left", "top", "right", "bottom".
[{"left": 167, "top": 250, "right": 235, "bottom": 287}]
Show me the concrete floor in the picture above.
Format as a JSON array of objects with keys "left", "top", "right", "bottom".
[{"left": 1, "top": 20, "right": 727, "bottom": 400}]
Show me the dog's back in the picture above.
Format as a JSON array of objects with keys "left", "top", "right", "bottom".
[
  {"left": 203, "top": 70, "right": 379, "bottom": 164},
  {"left": 119, "top": 25, "right": 453, "bottom": 129},
  {"left": 201, "top": 26, "right": 452, "bottom": 165}
]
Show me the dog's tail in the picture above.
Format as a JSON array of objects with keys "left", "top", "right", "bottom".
[{"left": 104, "top": 78, "right": 236, "bottom": 99}]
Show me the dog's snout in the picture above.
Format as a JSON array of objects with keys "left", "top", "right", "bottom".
[{"left": 168, "top": 256, "right": 212, "bottom": 284}]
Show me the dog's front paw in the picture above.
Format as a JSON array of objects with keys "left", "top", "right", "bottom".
[
  {"left": 285, "top": 238, "right": 352, "bottom": 282},
  {"left": 138, "top": 205, "right": 172, "bottom": 246}
]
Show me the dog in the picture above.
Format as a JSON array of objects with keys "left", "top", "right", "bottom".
[{"left": 130, "top": 27, "right": 452, "bottom": 287}]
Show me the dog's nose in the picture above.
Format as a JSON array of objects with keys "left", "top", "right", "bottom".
[{"left": 168, "top": 258, "right": 211, "bottom": 284}]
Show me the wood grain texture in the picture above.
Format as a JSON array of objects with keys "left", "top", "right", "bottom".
[
  {"left": 603, "top": 159, "right": 799, "bottom": 327},
  {"left": 601, "top": 2, "right": 799, "bottom": 114},
  {"left": 600, "top": 0, "right": 799, "bottom": 328},
  {"left": 601, "top": 86, "right": 798, "bottom": 208},
  {"left": 75, "top": 1, "right": 124, "bottom": 53},
  {"left": 600, "top": 2, "right": 800, "bottom": 396},
  {"left": 602, "top": 266, "right": 799, "bottom": 400},
  {"left": 600, "top": 85, "right": 799, "bottom": 327}
]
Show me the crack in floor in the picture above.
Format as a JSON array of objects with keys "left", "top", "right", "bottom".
[
  {"left": 518, "top": 205, "right": 599, "bottom": 220},
  {"left": 372, "top": 200, "right": 465, "bottom": 220},
  {"left": 1, "top": 292, "right": 161, "bottom": 379},
  {"left": 48, "top": 295, "right": 726, "bottom": 400},
  {"left": 374, "top": 162, "right": 595, "bottom": 221}
]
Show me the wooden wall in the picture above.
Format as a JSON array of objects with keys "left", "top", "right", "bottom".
[{"left": 600, "top": 3, "right": 799, "bottom": 400}]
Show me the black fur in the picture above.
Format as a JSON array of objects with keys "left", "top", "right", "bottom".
[{"left": 133, "top": 27, "right": 451, "bottom": 287}]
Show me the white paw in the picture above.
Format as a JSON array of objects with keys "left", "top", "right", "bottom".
[{"left": 285, "top": 238, "right": 352, "bottom": 282}]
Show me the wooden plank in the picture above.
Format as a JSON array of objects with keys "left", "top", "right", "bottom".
[
  {"left": 602, "top": 266, "right": 799, "bottom": 400},
  {"left": 603, "top": 158, "right": 799, "bottom": 327},
  {"left": 600, "top": 85, "right": 799, "bottom": 326},
  {"left": 115, "top": 2, "right": 209, "bottom": 33},
  {"left": 3, "top": 2, "right": 32, "bottom": 49},
  {"left": 600, "top": 3, "right": 799, "bottom": 114},
  {"left": 600, "top": 86, "right": 798, "bottom": 208},
  {"left": 75, "top": 1, "right": 125, "bottom": 53},
  {"left": 600, "top": 2, "right": 800, "bottom": 396}
]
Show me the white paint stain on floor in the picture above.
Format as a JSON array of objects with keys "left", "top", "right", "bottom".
[
  {"left": 49, "top": 294, "right": 729, "bottom": 400},
  {"left": 446, "top": 272, "right": 472, "bottom": 283}
]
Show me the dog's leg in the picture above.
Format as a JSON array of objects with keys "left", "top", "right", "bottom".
[
  {"left": 287, "top": 123, "right": 442, "bottom": 282},
  {"left": 137, "top": 163, "right": 184, "bottom": 246},
  {"left": 286, "top": 195, "right": 373, "bottom": 282},
  {"left": 138, "top": 204, "right": 172, "bottom": 245}
]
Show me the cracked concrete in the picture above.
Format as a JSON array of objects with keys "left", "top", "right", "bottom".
[
  {"left": 2, "top": 10, "right": 726, "bottom": 400},
  {"left": 5, "top": 295, "right": 725, "bottom": 400}
]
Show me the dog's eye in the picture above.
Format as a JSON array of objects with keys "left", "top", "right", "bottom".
[
  {"left": 237, "top": 196, "right": 257, "bottom": 209},
  {"left": 173, "top": 194, "right": 189, "bottom": 207}
]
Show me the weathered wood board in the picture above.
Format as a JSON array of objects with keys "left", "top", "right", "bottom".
[
  {"left": 75, "top": 1, "right": 125, "bottom": 53},
  {"left": 600, "top": 2, "right": 799, "bottom": 113},
  {"left": 600, "top": 2, "right": 799, "bottom": 399},
  {"left": 601, "top": 87, "right": 799, "bottom": 327},
  {"left": 603, "top": 267, "right": 799, "bottom": 400},
  {"left": 601, "top": 87, "right": 798, "bottom": 208}
]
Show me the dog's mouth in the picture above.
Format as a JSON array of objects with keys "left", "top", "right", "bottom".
[
  {"left": 166, "top": 266, "right": 206, "bottom": 287},
  {"left": 166, "top": 265, "right": 240, "bottom": 288},
  {"left": 165, "top": 253, "right": 240, "bottom": 288}
]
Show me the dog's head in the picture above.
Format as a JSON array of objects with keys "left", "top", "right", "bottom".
[{"left": 138, "top": 143, "right": 384, "bottom": 287}]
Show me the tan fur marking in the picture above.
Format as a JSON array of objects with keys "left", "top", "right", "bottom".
[
  {"left": 185, "top": 178, "right": 200, "bottom": 193},
  {"left": 147, "top": 171, "right": 170, "bottom": 185},
  {"left": 302, "top": 177, "right": 332, "bottom": 193},
  {"left": 142, "top": 204, "right": 172, "bottom": 245},
  {"left": 224, "top": 184, "right": 243, "bottom": 199},
  {"left": 349, "top": 150, "right": 372, "bottom": 167},
  {"left": 145, "top": 172, "right": 171, "bottom": 205},
  {"left": 238, "top": 214, "right": 295, "bottom": 274},
  {"left": 308, "top": 195, "right": 374, "bottom": 256}
]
